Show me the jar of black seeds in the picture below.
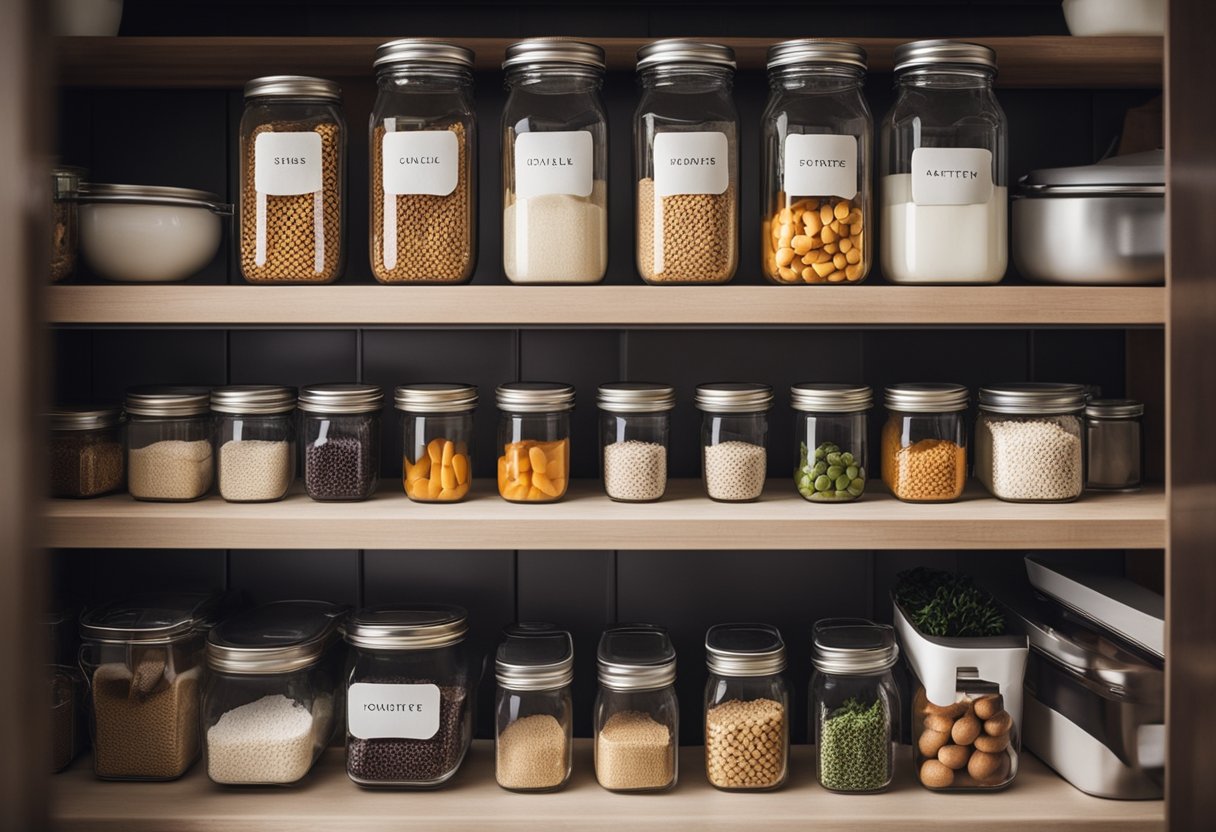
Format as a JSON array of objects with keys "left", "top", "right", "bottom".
[
  {"left": 298, "top": 383, "right": 382, "bottom": 502},
  {"left": 48, "top": 405, "right": 125, "bottom": 498}
]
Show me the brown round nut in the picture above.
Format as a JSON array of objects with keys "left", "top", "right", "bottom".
[
  {"left": 984, "top": 710, "right": 1013, "bottom": 737},
  {"left": 974, "top": 732, "right": 1011, "bottom": 753},
  {"left": 951, "top": 713, "right": 982, "bottom": 746},
  {"left": 973, "top": 694, "right": 1003, "bottom": 721},
  {"left": 937, "top": 744, "right": 972, "bottom": 770},
  {"left": 918, "top": 729, "right": 950, "bottom": 758},
  {"left": 967, "top": 750, "right": 1005, "bottom": 783},
  {"left": 924, "top": 714, "right": 954, "bottom": 734},
  {"left": 925, "top": 700, "right": 969, "bottom": 720},
  {"left": 920, "top": 759, "right": 955, "bottom": 789}
]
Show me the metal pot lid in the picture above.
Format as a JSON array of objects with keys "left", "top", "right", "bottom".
[
  {"left": 80, "top": 594, "right": 218, "bottom": 644},
  {"left": 767, "top": 39, "right": 867, "bottom": 71},
  {"left": 345, "top": 603, "right": 468, "bottom": 650},
  {"left": 884, "top": 382, "right": 969, "bottom": 413},
  {"left": 503, "top": 38, "right": 605, "bottom": 71},
  {"left": 1086, "top": 398, "right": 1144, "bottom": 419},
  {"left": 978, "top": 382, "right": 1088, "bottom": 415},
  {"left": 496, "top": 627, "right": 574, "bottom": 691},
  {"left": 207, "top": 600, "right": 347, "bottom": 674},
  {"left": 1019, "top": 150, "right": 1164, "bottom": 196},
  {"left": 597, "top": 382, "right": 676, "bottom": 413},
  {"left": 636, "top": 39, "right": 736, "bottom": 71},
  {"left": 124, "top": 385, "right": 212, "bottom": 417},
  {"left": 244, "top": 75, "right": 342, "bottom": 101},
  {"left": 298, "top": 383, "right": 384, "bottom": 414},
  {"left": 894, "top": 40, "right": 997, "bottom": 74},
  {"left": 374, "top": 39, "right": 474, "bottom": 69},
  {"left": 598, "top": 625, "right": 677, "bottom": 691},
  {"left": 706, "top": 623, "right": 786, "bottom": 677},
  {"left": 394, "top": 383, "right": 478, "bottom": 414},
  {"left": 496, "top": 381, "right": 576, "bottom": 413},
  {"left": 48, "top": 404, "right": 122, "bottom": 431},
  {"left": 76, "top": 182, "right": 231, "bottom": 213},
  {"left": 790, "top": 383, "right": 872, "bottom": 413},
  {"left": 812, "top": 618, "right": 899, "bottom": 675},
  {"left": 695, "top": 382, "right": 773, "bottom": 413},
  {"left": 210, "top": 385, "right": 297, "bottom": 415}
]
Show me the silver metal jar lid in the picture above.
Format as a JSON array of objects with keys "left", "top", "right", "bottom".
[
  {"left": 766, "top": 39, "right": 867, "bottom": 71},
  {"left": 695, "top": 382, "right": 773, "bottom": 413},
  {"left": 394, "top": 383, "right": 478, "bottom": 414},
  {"left": 1086, "top": 398, "right": 1145, "bottom": 419},
  {"left": 502, "top": 38, "right": 606, "bottom": 71},
  {"left": 496, "top": 382, "right": 576, "bottom": 413},
  {"left": 979, "top": 383, "right": 1087, "bottom": 415},
  {"left": 374, "top": 39, "right": 475, "bottom": 70},
  {"left": 298, "top": 383, "right": 384, "bottom": 415},
  {"left": 884, "top": 383, "right": 969, "bottom": 413},
  {"left": 244, "top": 75, "right": 342, "bottom": 101},
  {"left": 598, "top": 625, "right": 677, "bottom": 692},
  {"left": 210, "top": 385, "right": 297, "bottom": 415},
  {"left": 790, "top": 383, "right": 872, "bottom": 413},
  {"left": 76, "top": 183, "right": 230, "bottom": 213},
  {"left": 597, "top": 382, "right": 676, "bottom": 413},
  {"left": 80, "top": 593, "right": 218, "bottom": 645},
  {"left": 636, "top": 39, "right": 736, "bottom": 71},
  {"left": 345, "top": 604, "right": 468, "bottom": 651},
  {"left": 48, "top": 405, "right": 122, "bottom": 431},
  {"left": 812, "top": 618, "right": 900, "bottom": 675},
  {"left": 207, "top": 600, "right": 347, "bottom": 674},
  {"left": 894, "top": 40, "right": 997, "bottom": 74},
  {"left": 496, "top": 628, "right": 575, "bottom": 691},
  {"left": 706, "top": 623, "right": 787, "bottom": 678},
  {"left": 53, "top": 165, "right": 85, "bottom": 198},
  {"left": 124, "top": 385, "right": 212, "bottom": 417}
]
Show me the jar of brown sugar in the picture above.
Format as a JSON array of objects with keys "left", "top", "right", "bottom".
[
  {"left": 881, "top": 383, "right": 969, "bottom": 503},
  {"left": 48, "top": 405, "right": 124, "bottom": 498}
]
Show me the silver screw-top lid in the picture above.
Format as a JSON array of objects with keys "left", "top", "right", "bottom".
[
  {"left": 374, "top": 39, "right": 475, "bottom": 70},
  {"left": 894, "top": 40, "right": 998, "bottom": 74},
  {"left": 298, "top": 383, "right": 384, "bottom": 415},
  {"left": 124, "top": 386, "right": 212, "bottom": 418},
  {"left": 884, "top": 383, "right": 970, "bottom": 413},
  {"left": 790, "top": 383, "right": 873, "bottom": 413},
  {"left": 496, "top": 381, "right": 576, "bottom": 413},
  {"left": 1085, "top": 398, "right": 1145, "bottom": 419},
  {"left": 636, "top": 39, "right": 736, "bottom": 71},
  {"left": 48, "top": 405, "right": 122, "bottom": 431},
  {"left": 598, "top": 625, "right": 677, "bottom": 692},
  {"left": 344, "top": 604, "right": 468, "bottom": 651},
  {"left": 705, "top": 623, "right": 787, "bottom": 678},
  {"left": 979, "top": 383, "right": 1087, "bottom": 415},
  {"left": 812, "top": 617, "right": 900, "bottom": 675},
  {"left": 766, "top": 39, "right": 867, "bottom": 71},
  {"left": 80, "top": 593, "right": 219, "bottom": 645},
  {"left": 695, "top": 382, "right": 774, "bottom": 414},
  {"left": 394, "top": 383, "right": 478, "bottom": 414},
  {"left": 206, "top": 600, "right": 347, "bottom": 674},
  {"left": 52, "top": 165, "right": 85, "bottom": 198},
  {"left": 597, "top": 382, "right": 676, "bottom": 413},
  {"left": 244, "top": 75, "right": 342, "bottom": 101},
  {"left": 210, "top": 385, "right": 297, "bottom": 415},
  {"left": 496, "top": 627, "right": 575, "bottom": 692},
  {"left": 503, "top": 38, "right": 606, "bottom": 71}
]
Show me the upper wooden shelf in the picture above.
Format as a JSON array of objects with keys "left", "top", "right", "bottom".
[{"left": 54, "top": 36, "right": 1163, "bottom": 88}]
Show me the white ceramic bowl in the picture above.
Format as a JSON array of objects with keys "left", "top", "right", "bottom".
[
  {"left": 52, "top": 0, "right": 123, "bottom": 36},
  {"left": 1062, "top": 0, "right": 1164, "bottom": 36}
]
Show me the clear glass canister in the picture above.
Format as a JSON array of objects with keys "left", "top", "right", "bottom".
[
  {"left": 880, "top": 41, "right": 1007, "bottom": 284},
  {"left": 240, "top": 76, "right": 346, "bottom": 284},
  {"left": 502, "top": 39, "right": 608, "bottom": 284},
  {"left": 704, "top": 623, "right": 790, "bottom": 791},
  {"left": 811, "top": 618, "right": 900, "bottom": 793},
  {"left": 495, "top": 627, "right": 575, "bottom": 792},
  {"left": 1086, "top": 399, "right": 1144, "bottom": 491},
  {"left": 696, "top": 383, "right": 773, "bottom": 502},
  {"left": 211, "top": 385, "right": 296, "bottom": 503},
  {"left": 395, "top": 383, "right": 477, "bottom": 503},
  {"left": 496, "top": 382, "right": 574, "bottom": 503},
  {"left": 598, "top": 382, "right": 675, "bottom": 502},
  {"left": 370, "top": 40, "right": 477, "bottom": 284},
  {"left": 594, "top": 625, "right": 679, "bottom": 792},
  {"left": 881, "top": 383, "right": 969, "bottom": 503},
  {"left": 976, "top": 383, "right": 1086, "bottom": 502},
  {"left": 51, "top": 165, "right": 83, "bottom": 282},
  {"left": 48, "top": 405, "right": 124, "bottom": 498},
  {"left": 203, "top": 601, "right": 347, "bottom": 785},
  {"left": 344, "top": 604, "right": 473, "bottom": 788},
  {"left": 913, "top": 681, "right": 1020, "bottom": 791},
  {"left": 298, "top": 383, "right": 383, "bottom": 502},
  {"left": 124, "top": 386, "right": 214, "bottom": 502},
  {"left": 762, "top": 41, "right": 872, "bottom": 285},
  {"left": 634, "top": 40, "right": 738, "bottom": 284},
  {"left": 791, "top": 383, "right": 870, "bottom": 502}
]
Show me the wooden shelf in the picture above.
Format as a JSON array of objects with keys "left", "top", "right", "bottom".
[
  {"left": 43, "top": 480, "right": 1165, "bottom": 551},
  {"left": 54, "top": 36, "right": 1163, "bottom": 88},
  {"left": 46, "top": 285, "right": 1166, "bottom": 327}
]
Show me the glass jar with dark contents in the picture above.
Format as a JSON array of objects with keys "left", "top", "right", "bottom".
[{"left": 48, "top": 405, "right": 124, "bottom": 498}]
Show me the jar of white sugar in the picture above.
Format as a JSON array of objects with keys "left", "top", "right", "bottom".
[
  {"left": 298, "top": 383, "right": 383, "bottom": 502},
  {"left": 975, "top": 383, "right": 1086, "bottom": 502},
  {"left": 395, "top": 383, "right": 477, "bottom": 503},
  {"left": 696, "top": 382, "right": 773, "bottom": 503},
  {"left": 494, "top": 626, "right": 574, "bottom": 792},
  {"left": 791, "top": 383, "right": 871, "bottom": 503},
  {"left": 124, "top": 386, "right": 214, "bottom": 502},
  {"left": 203, "top": 600, "right": 347, "bottom": 786},
  {"left": 597, "top": 382, "right": 675, "bottom": 502},
  {"left": 211, "top": 385, "right": 296, "bottom": 503}
]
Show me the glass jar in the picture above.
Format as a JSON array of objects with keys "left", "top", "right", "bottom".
[
  {"left": 239, "top": 76, "right": 346, "bottom": 284},
  {"left": 395, "top": 383, "right": 477, "bottom": 503},
  {"left": 762, "top": 41, "right": 872, "bottom": 285},
  {"left": 634, "top": 40, "right": 738, "bottom": 284},
  {"left": 48, "top": 405, "right": 124, "bottom": 498},
  {"left": 976, "top": 383, "right": 1086, "bottom": 503},
  {"left": 881, "top": 383, "right": 969, "bottom": 503},
  {"left": 594, "top": 625, "right": 678, "bottom": 792},
  {"left": 791, "top": 384, "right": 871, "bottom": 502},
  {"left": 696, "top": 383, "right": 773, "bottom": 502},
  {"left": 124, "top": 386, "right": 213, "bottom": 502},
  {"left": 496, "top": 382, "right": 574, "bottom": 503},
  {"left": 298, "top": 383, "right": 383, "bottom": 502},
  {"left": 51, "top": 165, "right": 83, "bottom": 282},
  {"left": 704, "top": 623, "right": 790, "bottom": 791},
  {"left": 370, "top": 40, "right": 477, "bottom": 284},
  {"left": 597, "top": 382, "right": 675, "bottom": 502},
  {"left": 203, "top": 601, "right": 345, "bottom": 786},
  {"left": 502, "top": 39, "right": 608, "bottom": 284},
  {"left": 1086, "top": 399, "right": 1144, "bottom": 491},
  {"left": 211, "top": 385, "right": 296, "bottom": 503},
  {"left": 344, "top": 604, "right": 473, "bottom": 788},
  {"left": 880, "top": 41, "right": 1007, "bottom": 284},
  {"left": 494, "top": 627, "right": 574, "bottom": 792},
  {"left": 912, "top": 680, "right": 1020, "bottom": 791},
  {"left": 811, "top": 618, "right": 900, "bottom": 794}
]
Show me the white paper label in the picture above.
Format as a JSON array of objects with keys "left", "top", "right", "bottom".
[
  {"left": 911, "top": 147, "right": 994, "bottom": 205},
  {"left": 382, "top": 130, "right": 459, "bottom": 196},
  {"left": 514, "top": 131, "right": 593, "bottom": 199},
  {"left": 347, "top": 682, "right": 441, "bottom": 740},
  {"left": 254, "top": 132, "right": 323, "bottom": 195},
  {"left": 653, "top": 131, "right": 729, "bottom": 197},
  {"left": 783, "top": 134, "right": 858, "bottom": 200}
]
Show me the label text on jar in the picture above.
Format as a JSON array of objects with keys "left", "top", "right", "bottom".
[
  {"left": 382, "top": 129, "right": 459, "bottom": 196},
  {"left": 783, "top": 134, "right": 858, "bottom": 200}
]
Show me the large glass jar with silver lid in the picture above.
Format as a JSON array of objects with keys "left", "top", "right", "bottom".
[
  {"left": 48, "top": 405, "right": 124, "bottom": 498},
  {"left": 124, "top": 386, "right": 214, "bottom": 502},
  {"left": 811, "top": 618, "right": 900, "bottom": 793},
  {"left": 494, "top": 626, "right": 575, "bottom": 792},
  {"left": 370, "top": 40, "right": 477, "bottom": 284},
  {"left": 976, "top": 383, "right": 1086, "bottom": 503},
  {"left": 703, "top": 623, "right": 790, "bottom": 791},
  {"left": 1086, "top": 398, "right": 1144, "bottom": 491},
  {"left": 598, "top": 382, "right": 675, "bottom": 502},
  {"left": 496, "top": 382, "right": 574, "bottom": 503},
  {"left": 202, "top": 601, "right": 347, "bottom": 785},
  {"left": 880, "top": 41, "right": 1007, "bottom": 284},
  {"left": 396, "top": 383, "right": 476, "bottom": 503},
  {"left": 594, "top": 625, "right": 678, "bottom": 792},
  {"left": 696, "top": 383, "right": 773, "bottom": 503},
  {"left": 791, "top": 383, "right": 870, "bottom": 503},
  {"left": 344, "top": 604, "right": 473, "bottom": 788},
  {"left": 634, "top": 40, "right": 738, "bottom": 284},
  {"left": 211, "top": 385, "right": 296, "bottom": 503},
  {"left": 502, "top": 39, "right": 608, "bottom": 284},
  {"left": 298, "top": 383, "right": 382, "bottom": 502},
  {"left": 881, "top": 383, "right": 969, "bottom": 503},
  {"left": 762, "top": 41, "right": 872, "bottom": 285}
]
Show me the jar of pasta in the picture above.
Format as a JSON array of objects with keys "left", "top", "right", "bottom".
[
  {"left": 696, "top": 383, "right": 772, "bottom": 503},
  {"left": 395, "top": 383, "right": 477, "bottom": 503},
  {"left": 496, "top": 382, "right": 574, "bottom": 502},
  {"left": 881, "top": 383, "right": 969, "bottom": 503},
  {"left": 975, "top": 383, "right": 1086, "bottom": 503}
]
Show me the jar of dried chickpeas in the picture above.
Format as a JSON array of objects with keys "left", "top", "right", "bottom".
[{"left": 881, "top": 383, "right": 969, "bottom": 503}]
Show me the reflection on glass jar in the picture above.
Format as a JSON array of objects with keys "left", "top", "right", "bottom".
[
  {"left": 211, "top": 385, "right": 297, "bottom": 503},
  {"left": 597, "top": 382, "right": 675, "bottom": 502},
  {"left": 696, "top": 383, "right": 773, "bottom": 502},
  {"left": 791, "top": 384, "right": 871, "bottom": 502},
  {"left": 124, "top": 387, "right": 213, "bottom": 502},
  {"left": 298, "top": 384, "right": 383, "bottom": 502},
  {"left": 975, "top": 383, "right": 1086, "bottom": 503},
  {"left": 496, "top": 382, "right": 574, "bottom": 503},
  {"left": 494, "top": 625, "right": 574, "bottom": 792},
  {"left": 395, "top": 384, "right": 477, "bottom": 503},
  {"left": 881, "top": 383, "right": 969, "bottom": 503}
]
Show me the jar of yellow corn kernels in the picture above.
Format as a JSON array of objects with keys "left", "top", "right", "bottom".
[
  {"left": 395, "top": 383, "right": 477, "bottom": 503},
  {"left": 496, "top": 383, "right": 574, "bottom": 503},
  {"left": 761, "top": 41, "right": 872, "bottom": 285},
  {"left": 881, "top": 383, "right": 969, "bottom": 503}
]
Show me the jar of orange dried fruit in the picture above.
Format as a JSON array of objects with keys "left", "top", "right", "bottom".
[
  {"left": 395, "top": 383, "right": 476, "bottom": 503},
  {"left": 496, "top": 383, "right": 574, "bottom": 503}
]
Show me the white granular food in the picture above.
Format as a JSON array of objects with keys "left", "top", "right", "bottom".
[
  {"left": 128, "top": 439, "right": 213, "bottom": 500},
  {"left": 604, "top": 440, "right": 667, "bottom": 502},
  {"left": 206, "top": 694, "right": 320, "bottom": 784},
  {"left": 704, "top": 440, "right": 767, "bottom": 502},
  {"left": 503, "top": 182, "right": 608, "bottom": 283},
  {"left": 981, "top": 418, "right": 1083, "bottom": 501},
  {"left": 219, "top": 439, "right": 292, "bottom": 502}
]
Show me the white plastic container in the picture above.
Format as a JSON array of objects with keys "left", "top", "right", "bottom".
[{"left": 1062, "top": 0, "right": 1163, "bottom": 36}]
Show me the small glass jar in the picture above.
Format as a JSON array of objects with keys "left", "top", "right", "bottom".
[
  {"left": 395, "top": 383, "right": 477, "bottom": 503},
  {"left": 51, "top": 165, "right": 83, "bottom": 282},
  {"left": 976, "top": 383, "right": 1086, "bottom": 502},
  {"left": 1086, "top": 399, "right": 1144, "bottom": 492},
  {"left": 704, "top": 623, "right": 790, "bottom": 791},
  {"left": 48, "top": 405, "right": 125, "bottom": 499},
  {"left": 598, "top": 382, "right": 675, "bottom": 502},
  {"left": 239, "top": 76, "right": 346, "bottom": 284},
  {"left": 791, "top": 384, "right": 871, "bottom": 503},
  {"left": 370, "top": 40, "right": 477, "bottom": 284},
  {"left": 696, "top": 383, "right": 773, "bottom": 503},
  {"left": 203, "top": 601, "right": 346, "bottom": 786},
  {"left": 811, "top": 618, "right": 900, "bottom": 794},
  {"left": 494, "top": 627, "right": 574, "bottom": 792},
  {"left": 496, "top": 382, "right": 574, "bottom": 503},
  {"left": 344, "top": 604, "right": 473, "bottom": 788},
  {"left": 880, "top": 41, "right": 1008, "bottom": 284},
  {"left": 124, "top": 386, "right": 214, "bottom": 502},
  {"left": 881, "top": 383, "right": 969, "bottom": 503},
  {"left": 298, "top": 383, "right": 383, "bottom": 502},
  {"left": 594, "top": 625, "right": 678, "bottom": 792},
  {"left": 211, "top": 385, "right": 296, "bottom": 503},
  {"left": 634, "top": 40, "right": 739, "bottom": 284},
  {"left": 502, "top": 39, "right": 608, "bottom": 284},
  {"left": 762, "top": 41, "right": 872, "bottom": 285}
]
